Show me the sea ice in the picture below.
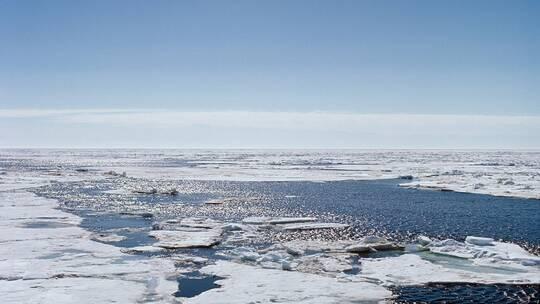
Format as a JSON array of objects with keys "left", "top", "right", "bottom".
[
  {"left": 242, "top": 216, "right": 317, "bottom": 225},
  {"left": 149, "top": 228, "right": 223, "bottom": 249},
  {"left": 346, "top": 236, "right": 403, "bottom": 253},
  {"left": 182, "top": 260, "right": 391, "bottom": 304},
  {"left": 0, "top": 191, "right": 178, "bottom": 304}
]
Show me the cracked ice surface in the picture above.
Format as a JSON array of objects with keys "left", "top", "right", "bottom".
[{"left": 0, "top": 191, "right": 178, "bottom": 304}]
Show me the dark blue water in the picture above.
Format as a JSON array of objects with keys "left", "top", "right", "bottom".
[
  {"left": 174, "top": 271, "right": 222, "bottom": 298},
  {"left": 392, "top": 283, "right": 539, "bottom": 304},
  {"left": 36, "top": 178, "right": 540, "bottom": 250},
  {"left": 249, "top": 179, "right": 540, "bottom": 245}
]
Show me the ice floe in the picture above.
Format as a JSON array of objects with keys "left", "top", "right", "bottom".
[
  {"left": 241, "top": 216, "right": 348, "bottom": 231},
  {"left": 149, "top": 228, "right": 222, "bottom": 249},
  {"left": 182, "top": 260, "right": 392, "bottom": 304},
  {"left": 427, "top": 237, "right": 540, "bottom": 269},
  {"left": 0, "top": 191, "right": 178, "bottom": 303},
  {"left": 148, "top": 218, "right": 224, "bottom": 249},
  {"left": 346, "top": 236, "right": 404, "bottom": 253}
]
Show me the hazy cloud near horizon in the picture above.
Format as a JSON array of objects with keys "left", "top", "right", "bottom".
[{"left": 1, "top": 109, "right": 538, "bottom": 149}]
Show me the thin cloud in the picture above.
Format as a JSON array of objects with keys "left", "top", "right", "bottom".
[{"left": 1, "top": 109, "right": 539, "bottom": 149}]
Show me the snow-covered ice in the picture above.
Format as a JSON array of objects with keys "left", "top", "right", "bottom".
[
  {"left": 1, "top": 149, "right": 539, "bottom": 303},
  {"left": 2, "top": 149, "right": 538, "bottom": 199},
  {"left": 182, "top": 260, "right": 391, "bottom": 304},
  {"left": 0, "top": 191, "right": 178, "bottom": 304},
  {"left": 149, "top": 228, "right": 223, "bottom": 249}
]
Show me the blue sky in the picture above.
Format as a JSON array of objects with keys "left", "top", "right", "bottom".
[{"left": 0, "top": 1, "right": 538, "bottom": 148}]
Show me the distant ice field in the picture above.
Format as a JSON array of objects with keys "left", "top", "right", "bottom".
[{"left": 2, "top": 149, "right": 540, "bottom": 199}]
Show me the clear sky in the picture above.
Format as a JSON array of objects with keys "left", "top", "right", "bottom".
[{"left": 0, "top": 1, "right": 539, "bottom": 148}]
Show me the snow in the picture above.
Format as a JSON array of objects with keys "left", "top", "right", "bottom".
[
  {"left": 3, "top": 149, "right": 538, "bottom": 199},
  {"left": 182, "top": 260, "right": 391, "bottom": 304},
  {"left": 121, "top": 246, "right": 167, "bottom": 254},
  {"left": 359, "top": 252, "right": 540, "bottom": 286},
  {"left": 0, "top": 191, "right": 178, "bottom": 304},
  {"left": 149, "top": 228, "right": 223, "bottom": 249},
  {"left": 427, "top": 237, "right": 540, "bottom": 269},
  {"left": 357, "top": 237, "right": 540, "bottom": 287},
  {"left": 2, "top": 149, "right": 540, "bottom": 303}
]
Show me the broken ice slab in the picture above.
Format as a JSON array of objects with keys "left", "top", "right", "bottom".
[
  {"left": 242, "top": 216, "right": 317, "bottom": 225},
  {"left": 149, "top": 228, "right": 223, "bottom": 249}
]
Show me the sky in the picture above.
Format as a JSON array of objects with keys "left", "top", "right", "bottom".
[{"left": 0, "top": 0, "right": 539, "bottom": 148}]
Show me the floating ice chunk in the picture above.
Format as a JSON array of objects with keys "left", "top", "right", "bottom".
[
  {"left": 360, "top": 248, "right": 540, "bottom": 286},
  {"left": 345, "top": 244, "right": 372, "bottom": 253},
  {"left": 219, "top": 247, "right": 261, "bottom": 262},
  {"left": 404, "top": 244, "right": 429, "bottom": 253},
  {"left": 428, "top": 238, "right": 540, "bottom": 269},
  {"left": 179, "top": 217, "right": 222, "bottom": 229},
  {"left": 417, "top": 235, "right": 432, "bottom": 246},
  {"left": 345, "top": 236, "right": 402, "bottom": 253},
  {"left": 241, "top": 216, "right": 271, "bottom": 224},
  {"left": 149, "top": 228, "right": 222, "bottom": 249},
  {"left": 242, "top": 216, "right": 317, "bottom": 225},
  {"left": 182, "top": 261, "right": 391, "bottom": 304},
  {"left": 465, "top": 236, "right": 494, "bottom": 246},
  {"left": 295, "top": 253, "right": 354, "bottom": 274},
  {"left": 173, "top": 254, "right": 209, "bottom": 265},
  {"left": 428, "top": 239, "right": 477, "bottom": 259},
  {"left": 222, "top": 223, "right": 250, "bottom": 232},
  {"left": 281, "top": 222, "right": 349, "bottom": 231}
]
